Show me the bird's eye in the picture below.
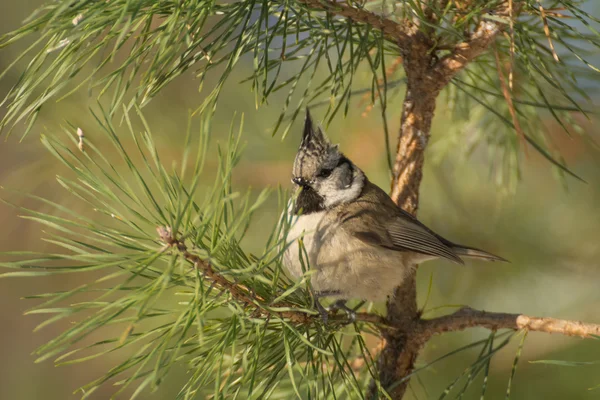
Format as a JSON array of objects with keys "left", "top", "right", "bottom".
[{"left": 317, "top": 168, "right": 333, "bottom": 178}]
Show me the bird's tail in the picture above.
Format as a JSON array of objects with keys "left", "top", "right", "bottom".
[{"left": 450, "top": 244, "right": 509, "bottom": 263}]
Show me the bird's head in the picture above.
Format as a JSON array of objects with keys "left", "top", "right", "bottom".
[{"left": 291, "top": 110, "right": 365, "bottom": 214}]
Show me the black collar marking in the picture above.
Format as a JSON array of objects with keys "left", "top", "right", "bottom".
[{"left": 293, "top": 187, "right": 325, "bottom": 215}]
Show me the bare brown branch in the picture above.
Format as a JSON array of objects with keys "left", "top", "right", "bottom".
[
  {"left": 420, "top": 307, "right": 600, "bottom": 340},
  {"left": 381, "top": 81, "right": 437, "bottom": 399},
  {"left": 389, "top": 35, "right": 440, "bottom": 212},
  {"left": 437, "top": 19, "right": 504, "bottom": 77},
  {"left": 378, "top": 35, "right": 443, "bottom": 396}
]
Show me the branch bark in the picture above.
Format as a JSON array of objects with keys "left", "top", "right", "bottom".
[
  {"left": 376, "top": 46, "right": 439, "bottom": 399},
  {"left": 377, "top": 2, "right": 525, "bottom": 398},
  {"left": 420, "top": 307, "right": 600, "bottom": 340}
]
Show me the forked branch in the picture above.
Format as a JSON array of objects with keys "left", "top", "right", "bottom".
[
  {"left": 437, "top": 2, "right": 521, "bottom": 82},
  {"left": 296, "top": 0, "right": 516, "bottom": 90}
]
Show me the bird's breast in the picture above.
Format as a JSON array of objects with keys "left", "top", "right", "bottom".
[{"left": 282, "top": 210, "right": 326, "bottom": 279}]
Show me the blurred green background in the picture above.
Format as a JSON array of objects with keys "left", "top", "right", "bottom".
[{"left": 1, "top": 1, "right": 600, "bottom": 399}]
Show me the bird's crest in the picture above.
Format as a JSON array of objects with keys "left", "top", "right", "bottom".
[{"left": 294, "top": 110, "right": 340, "bottom": 179}]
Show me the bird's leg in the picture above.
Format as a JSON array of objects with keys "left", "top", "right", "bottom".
[
  {"left": 315, "top": 298, "right": 329, "bottom": 323},
  {"left": 310, "top": 287, "right": 330, "bottom": 323},
  {"left": 327, "top": 299, "right": 357, "bottom": 322}
]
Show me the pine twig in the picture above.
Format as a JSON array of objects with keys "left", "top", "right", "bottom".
[
  {"left": 156, "top": 226, "right": 387, "bottom": 327},
  {"left": 493, "top": 44, "right": 529, "bottom": 154},
  {"left": 538, "top": 1, "right": 560, "bottom": 62}
]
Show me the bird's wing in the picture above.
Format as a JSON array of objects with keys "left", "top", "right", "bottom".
[
  {"left": 340, "top": 199, "right": 463, "bottom": 265},
  {"left": 382, "top": 218, "right": 463, "bottom": 264}
]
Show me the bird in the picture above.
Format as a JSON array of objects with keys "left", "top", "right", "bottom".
[{"left": 282, "top": 110, "right": 507, "bottom": 321}]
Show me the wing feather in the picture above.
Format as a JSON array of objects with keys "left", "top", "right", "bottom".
[{"left": 386, "top": 221, "right": 463, "bottom": 264}]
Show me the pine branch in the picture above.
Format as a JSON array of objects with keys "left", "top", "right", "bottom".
[
  {"left": 156, "top": 226, "right": 386, "bottom": 327},
  {"left": 420, "top": 307, "right": 600, "bottom": 340}
]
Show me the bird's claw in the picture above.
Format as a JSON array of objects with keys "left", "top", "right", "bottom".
[
  {"left": 312, "top": 291, "right": 361, "bottom": 324},
  {"left": 328, "top": 300, "right": 356, "bottom": 322}
]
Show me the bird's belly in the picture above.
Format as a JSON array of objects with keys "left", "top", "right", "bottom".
[
  {"left": 283, "top": 213, "right": 413, "bottom": 302},
  {"left": 282, "top": 211, "right": 326, "bottom": 279},
  {"left": 313, "top": 233, "right": 413, "bottom": 302}
]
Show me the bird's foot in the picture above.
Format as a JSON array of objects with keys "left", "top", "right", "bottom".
[{"left": 327, "top": 300, "right": 357, "bottom": 322}]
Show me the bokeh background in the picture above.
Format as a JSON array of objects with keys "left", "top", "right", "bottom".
[{"left": 1, "top": 1, "right": 600, "bottom": 399}]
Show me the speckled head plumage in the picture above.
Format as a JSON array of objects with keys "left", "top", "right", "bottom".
[
  {"left": 293, "top": 109, "right": 340, "bottom": 181},
  {"left": 291, "top": 110, "right": 365, "bottom": 214}
]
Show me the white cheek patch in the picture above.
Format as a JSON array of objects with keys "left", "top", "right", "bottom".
[{"left": 323, "top": 171, "right": 364, "bottom": 208}]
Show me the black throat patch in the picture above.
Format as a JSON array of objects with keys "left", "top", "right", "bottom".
[{"left": 293, "top": 187, "right": 325, "bottom": 215}]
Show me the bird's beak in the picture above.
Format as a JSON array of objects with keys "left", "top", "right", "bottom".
[{"left": 292, "top": 176, "right": 310, "bottom": 188}]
